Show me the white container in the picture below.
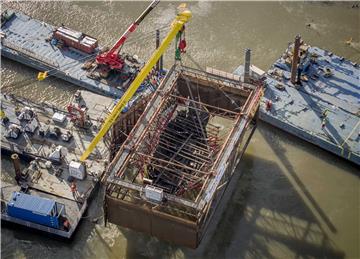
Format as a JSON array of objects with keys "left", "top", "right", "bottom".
[
  {"left": 144, "top": 185, "right": 163, "bottom": 202},
  {"left": 52, "top": 112, "right": 66, "bottom": 123},
  {"left": 69, "top": 161, "right": 86, "bottom": 180}
]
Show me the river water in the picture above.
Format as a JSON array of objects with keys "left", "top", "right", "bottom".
[{"left": 1, "top": 1, "right": 359, "bottom": 259}]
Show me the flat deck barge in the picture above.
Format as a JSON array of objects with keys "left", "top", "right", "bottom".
[
  {"left": 234, "top": 39, "right": 360, "bottom": 166},
  {"left": 1, "top": 90, "right": 113, "bottom": 238},
  {"left": 0, "top": 10, "right": 159, "bottom": 100}
]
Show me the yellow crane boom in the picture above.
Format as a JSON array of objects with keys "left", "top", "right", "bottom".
[{"left": 80, "top": 6, "right": 192, "bottom": 161}]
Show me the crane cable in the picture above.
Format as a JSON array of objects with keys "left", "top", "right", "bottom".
[
  {"left": 111, "top": 25, "right": 170, "bottom": 60},
  {"left": 181, "top": 52, "right": 242, "bottom": 109},
  {"left": 123, "top": 24, "right": 170, "bottom": 46},
  {"left": 98, "top": 25, "right": 170, "bottom": 56}
]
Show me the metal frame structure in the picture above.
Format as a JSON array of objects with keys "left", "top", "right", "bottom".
[{"left": 105, "top": 65, "right": 263, "bottom": 248}]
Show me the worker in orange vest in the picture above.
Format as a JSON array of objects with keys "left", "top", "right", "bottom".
[
  {"left": 70, "top": 182, "right": 78, "bottom": 200},
  {"left": 63, "top": 218, "right": 70, "bottom": 231},
  {"left": 266, "top": 100, "right": 272, "bottom": 111}
]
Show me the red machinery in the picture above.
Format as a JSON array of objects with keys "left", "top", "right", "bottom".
[
  {"left": 96, "top": 0, "right": 160, "bottom": 71},
  {"left": 67, "top": 91, "right": 90, "bottom": 128},
  {"left": 67, "top": 103, "right": 86, "bottom": 127}
]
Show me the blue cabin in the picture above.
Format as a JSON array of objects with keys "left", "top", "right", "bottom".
[{"left": 7, "top": 192, "right": 65, "bottom": 229}]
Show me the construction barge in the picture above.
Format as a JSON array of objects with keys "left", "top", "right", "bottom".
[
  {"left": 0, "top": 90, "right": 116, "bottom": 238},
  {"left": 239, "top": 36, "right": 359, "bottom": 165},
  {"left": 104, "top": 65, "right": 263, "bottom": 248},
  {"left": 0, "top": 8, "right": 161, "bottom": 100},
  {"left": 2, "top": 1, "right": 358, "bottom": 249}
]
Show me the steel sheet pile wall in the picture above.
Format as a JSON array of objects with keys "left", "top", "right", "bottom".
[
  {"left": 105, "top": 65, "right": 262, "bottom": 248},
  {"left": 110, "top": 96, "right": 151, "bottom": 159}
]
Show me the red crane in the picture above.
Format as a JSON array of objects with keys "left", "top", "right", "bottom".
[{"left": 96, "top": 0, "right": 160, "bottom": 71}]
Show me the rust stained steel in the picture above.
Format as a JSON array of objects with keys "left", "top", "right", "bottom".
[
  {"left": 107, "top": 177, "right": 198, "bottom": 209},
  {"left": 183, "top": 77, "right": 210, "bottom": 154},
  {"left": 132, "top": 150, "right": 207, "bottom": 177},
  {"left": 160, "top": 120, "right": 219, "bottom": 150},
  {"left": 106, "top": 66, "right": 179, "bottom": 178},
  {"left": 129, "top": 100, "right": 218, "bottom": 187},
  {"left": 180, "top": 67, "right": 254, "bottom": 92},
  {"left": 153, "top": 140, "right": 212, "bottom": 164},
  {"left": 159, "top": 123, "right": 217, "bottom": 151},
  {"left": 104, "top": 66, "right": 263, "bottom": 248},
  {"left": 170, "top": 94, "right": 239, "bottom": 116},
  {"left": 136, "top": 103, "right": 178, "bottom": 178},
  {"left": 153, "top": 132, "right": 206, "bottom": 186},
  {"left": 106, "top": 64, "right": 262, "bottom": 221},
  {"left": 291, "top": 35, "right": 302, "bottom": 84},
  {"left": 198, "top": 85, "right": 263, "bottom": 210},
  {"left": 161, "top": 136, "right": 211, "bottom": 156},
  {"left": 155, "top": 143, "right": 214, "bottom": 165},
  {"left": 113, "top": 78, "right": 178, "bottom": 178},
  {"left": 110, "top": 95, "right": 151, "bottom": 158},
  {"left": 148, "top": 163, "right": 200, "bottom": 183},
  {"left": 122, "top": 94, "right": 175, "bottom": 156},
  {"left": 136, "top": 152, "right": 213, "bottom": 176},
  {"left": 159, "top": 132, "right": 213, "bottom": 156}
]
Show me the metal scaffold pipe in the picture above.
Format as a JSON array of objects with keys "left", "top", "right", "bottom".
[{"left": 11, "top": 153, "right": 21, "bottom": 183}]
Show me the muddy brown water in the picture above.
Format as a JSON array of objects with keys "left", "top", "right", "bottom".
[{"left": 1, "top": 1, "right": 359, "bottom": 259}]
